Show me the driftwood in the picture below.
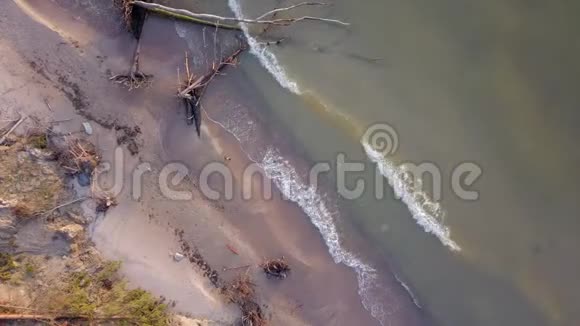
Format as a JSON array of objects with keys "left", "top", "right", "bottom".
[
  {"left": 0, "top": 115, "right": 26, "bottom": 145},
  {"left": 132, "top": 1, "right": 241, "bottom": 30},
  {"left": 179, "top": 44, "right": 247, "bottom": 136},
  {"left": 131, "top": 1, "right": 349, "bottom": 27},
  {"left": 0, "top": 304, "right": 130, "bottom": 322},
  {"left": 113, "top": 1, "right": 349, "bottom": 133},
  {"left": 221, "top": 273, "right": 267, "bottom": 326},
  {"left": 41, "top": 197, "right": 88, "bottom": 217},
  {"left": 0, "top": 314, "right": 130, "bottom": 321}
]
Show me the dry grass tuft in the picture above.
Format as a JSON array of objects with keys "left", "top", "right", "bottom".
[
  {"left": 59, "top": 139, "right": 100, "bottom": 175},
  {"left": 0, "top": 136, "right": 64, "bottom": 218}
]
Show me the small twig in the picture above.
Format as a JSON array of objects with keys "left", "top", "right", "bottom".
[
  {"left": 213, "top": 22, "right": 220, "bottom": 64},
  {"left": 226, "top": 244, "right": 239, "bottom": 255},
  {"left": 222, "top": 265, "right": 250, "bottom": 272},
  {"left": 43, "top": 98, "right": 54, "bottom": 112},
  {"left": 257, "top": 38, "right": 286, "bottom": 46},
  {"left": 0, "top": 115, "right": 27, "bottom": 145},
  {"left": 41, "top": 197, "right": 88, "bottom": 217},
  {"left": 184, "top": 52, "right": 191, "bottom": 82},
  {"left": 49, "top": 118, "right": 73, "bottom": 124}
]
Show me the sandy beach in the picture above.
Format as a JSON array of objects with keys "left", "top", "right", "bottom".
[{"left": 0, "top": 1, "right": 426, "bottom": 325}]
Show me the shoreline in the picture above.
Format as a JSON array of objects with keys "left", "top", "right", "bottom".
[{"left": 0, "top": 1, "right": 426, "bottom": 325}]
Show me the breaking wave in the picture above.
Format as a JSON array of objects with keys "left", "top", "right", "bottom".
[
  {"left": 362, "top": 143, "right": 461, "bottom": 251},
  {"left": 260, "top": 148, "right": 395, "bottom": 326},
  {"left": 227, "top": 0, "right": 302, "bottom": 94}
]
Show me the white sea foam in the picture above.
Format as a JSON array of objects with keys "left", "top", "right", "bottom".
[
  {"left": 394, "top": 274, "right": 422, "bottom": 309},
  {"left": 261, "top": 148, "right": 395, "bottom": 326},
  {"left": 362, "top": 143, "right": 461, "bottom": 251},
  {"left": 227, "top": 0, "right": 302, "bottom": 94}
]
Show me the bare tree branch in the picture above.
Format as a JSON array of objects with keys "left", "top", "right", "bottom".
[
  {"left": 0, "top": 114, "right": 26, "bottom": 145},
  {"left": 131, "top": 1, "right": 350, "bottom": 26},
  {"left": 255, "top": 2, "right": 328, "bottom": 20}
]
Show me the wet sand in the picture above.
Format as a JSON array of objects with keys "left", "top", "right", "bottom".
[{"left": 0, "top": 1, "right": 425, "bottom": 325}]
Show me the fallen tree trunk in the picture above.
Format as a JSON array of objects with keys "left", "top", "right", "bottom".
[
  {"left": 179, "top": 46, "right": 246, "bottom": 99},
  {"left": 0, "top": 314, "right": 129, "bottom": 321},
  {"left": 133, "top": 4, "right": 241, "bottom": 30},
  {"left": 131, "top": 1, "right": 350, "bottom": 27},
  {"left": 179, "top": 45, "right": 247, "bottom": 135}
]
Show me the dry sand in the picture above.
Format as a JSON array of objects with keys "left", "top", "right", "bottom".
[{"left": 0, "top": 1, "right": 425, "bottom": 325}]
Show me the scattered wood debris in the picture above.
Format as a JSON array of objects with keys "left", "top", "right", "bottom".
[
  {"left": 95, "top": 194, "right": 118, "bottom": 214},
  {"left": 175, "top": 229, "right": 220, "bottom": 287},
  {"left": 174, "top": 228, "right": 267, "bottom": 325},
  {"left": 261, "top": 257, "right": 291, "bottom": 279},
  {"left": 221, "top": 273, "right": 267, "bottom": 326},
  {"left": 115, "top": 0, "right": 349, "bottom": 136},
  {"left": 58, "top": 138, "right": 100, "bottom": 176},
  {"left": 0, "top": 114, "right": 26, "bottom": 145}
]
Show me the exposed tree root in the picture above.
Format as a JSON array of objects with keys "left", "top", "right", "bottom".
[
  {"left": 111, "top": 1, "right": 153, "bottom": 90},
  {"left": 110, "top": 41, "right": 153, "bottom": 90}
]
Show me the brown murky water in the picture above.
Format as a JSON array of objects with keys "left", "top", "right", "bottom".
[{"left": 228, "top": 0, "right": 580, "bottom": 325}]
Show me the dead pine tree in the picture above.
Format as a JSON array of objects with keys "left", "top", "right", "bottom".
[
  {"left": 110, "top": 0, "right": 153, "bottom": 89},
  {"left": 178, "top": 43, "right": 247, "bottom": 136}
]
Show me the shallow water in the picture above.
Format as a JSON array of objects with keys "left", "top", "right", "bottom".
[{"left": 228, "top": 0, "right": 580, "bottom": 325}]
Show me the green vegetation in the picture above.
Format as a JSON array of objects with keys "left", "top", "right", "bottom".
[
  {"left": 0, "top": 253, "right": 17, "bottom": 281},
  {"left": 28, "top": 133, "right": 48, "bottom": 149},
  {"left": 102, "top": 285, "right": 169, "bottom": 325},
  {"left": 47, "top": 261, "right": 169, "bottom": 325},
  {"left": 23, "top": 260, "right": 38, "bottom": 277},
  {"left": 96, "top": 260, "right": 121, "bottom": 283}
]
